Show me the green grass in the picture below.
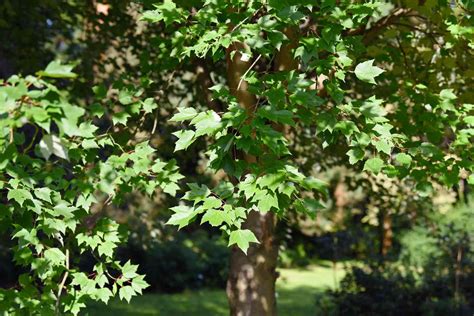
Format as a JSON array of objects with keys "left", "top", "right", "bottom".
[{"left": 84, "top": 260, "right": 346, "bottom": 316}]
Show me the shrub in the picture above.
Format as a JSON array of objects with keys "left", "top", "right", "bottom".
[{"left": 121, "top": 231, "right": 229, "bottom": 293}]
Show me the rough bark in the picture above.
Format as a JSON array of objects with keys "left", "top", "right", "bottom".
[
  {"left": 274, "top": 27, "right": 299, "bottom": 72},
  {"left": 225, "top": 41, "right": 279, "bottom": 316},
  {"left": 225, "top": 24, "right": 300, "bottom": 315},
  {"left": 226, "top": 211, "right": 279, "bottom": 316}
]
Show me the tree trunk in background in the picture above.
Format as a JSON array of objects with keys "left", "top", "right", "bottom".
[
  {"left": 379, "top": 210, "right": 393, "bottom": 257},
  {"left": 454, "top": 245, "right": 462, "bottom": 308}
]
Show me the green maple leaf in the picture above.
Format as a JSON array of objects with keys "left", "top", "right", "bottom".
[
  {"left": 373, "top": 139, "right": 392, "bottom": 155},
  {"left": 163, "top": 182, "right": 180, "bottom": 196},
  {"left": 294, "top": 198, "right": 325, "bottom": 219},
  {"left": 468, "top": 174, "right": 474, "bottom": 185},
  {"left": 439, "top": 89, "right": 457, "bottom": 101},
  {"left": 395, "top": 153, "right": 412, "bottom": 166},
  {"left": 122, "top": 260, "right": 138, "bottom": 279},
  {"left": 228, "top": 229, "right": 259, "bottom": 254},
  {"left": 8, "top": 188, "right": 34, "bottom": 206},
  {"left": 96, "top": 288, "right": 113, "bottom": 304},
  {"left": 257, "top": 173, "right": 284, "bottom": 193},
  {"left": 239, "top": 175, "right": 258, "bottom": 200},
  {"left": 253, "top": 190, "right": 279, "bottom": 213},
  {"left": 140, "top": 0, "right": 185, "bottom": 26},
  {"left": 98, "top": 241, "right": 115, "bottom": 258},
  {"left": 360, "top": 96, "right": 386, "bottom": 122},
  {"left": 184, "top": 183, "right": 210, "bottom": 202},
  {"left": 463, "top": 115, "right": 474, "bottom": 125},
  {"left": 355, "top": 59, "right": 384, "bottom": 84},
  {"left": 77, "top": 122, "right": 98, "bottom": 138},
  {"left": 119, "top": 285, "right": 135, "bottom": 303},
  {"left": 373, "top": 123, "right": 393, "bottom": 138},
  {"left": 347, "top": 148, "right": 365, "bottom": 164},
  {"left": 44, "top": 248, "right": 66, "bottom": 266},
  {"left": 166, "top": 205, "right": 198, "bottom": 229},
  {"left": 118, "top": 89, "right": 134, "bottom": 105},
  {"left": 53, "top": 203, "right": 76, "bottom": 219},
  {"left": 37, "top": 60, "right": 77, "bottom": 79},
  {"left": 257, "top": 106, "right": 295, "bottom": 126},
  {"left": 112, "top": 112, "right": 131, "bottom": 126},
  {"left": 303, "top": 177, "right": 328, "bottom": 192},
  {"left": 34, "top": 188, "right": 52, "bottom": 203},
  {"left": 202, "top": 196, "right": 222, "bottom": 209},
  {"left": 142, "top": 98, "right": 158, "bottom": 113},
  {"left": 191, "top": 111, "right": 221, "bottom": 137},
  {"left": 13, "top": 228, "right": 39, "bottom": 245},
  {"left": 201, "top": 209, "right": 230, "bottom": 227},
  {"left": 173, "top": 130, "right": 195, "bottom": 151},
  {"left": 82, "top": 138, "right": 99, "bottom": 149},
  {"left": 169, "top": 107, "right": 198, "bottom": 122},
  {"left": 131, "top": 275, "right": 150, "bottom": 294},
  {"left": 38, "top": 134, "right": 69, "bottom": 160},
  {"left": 364, "top": 157, "right": 384, "bottom": 174}
]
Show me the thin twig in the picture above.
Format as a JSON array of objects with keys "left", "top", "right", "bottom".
[
  {"left": 104, "top": 194, "right": 113, "bottom": 205},
  {"left": 151, "top": 70, "right": 177, "bottom": 135},
  {"left": 55, "top": 248, "right": 69, "bottom": 315},
  {"left": 23, "top": 125, "right": 39, "bottom": 153},
  {"left": 230, "top": 7, "right": 262, "bottom": 33},
  {"left": 151, "top": 109, "right": 159, "bottom": 135},
  {"left": 237, "top": 54, "right": 262, "bottom": 91},
  {"left": 396, "top": 35, "right": 413, "bottom": 77},
  {"left": 9, "top": 128, "right": 14, "bottom": 143}
]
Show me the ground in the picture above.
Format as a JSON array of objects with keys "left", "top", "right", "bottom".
[{"left": 84, "top": 261, "right": 346, "bottom": 315}]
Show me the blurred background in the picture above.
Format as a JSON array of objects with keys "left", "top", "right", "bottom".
[{"left": 0, "top": 1, "right": 473, "bottom": 315}]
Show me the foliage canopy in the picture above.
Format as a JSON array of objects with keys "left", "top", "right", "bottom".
[{"left": 0, "top": 0, "right": 473, "bottom": 314}]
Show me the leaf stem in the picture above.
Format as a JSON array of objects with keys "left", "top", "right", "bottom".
[{"left": 55, "top": 248, "right": 69, "bottom": 315}]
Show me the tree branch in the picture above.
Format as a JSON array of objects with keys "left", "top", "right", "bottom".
[{"left": 345, "top": 8, "right": 413, "bottom": 45}]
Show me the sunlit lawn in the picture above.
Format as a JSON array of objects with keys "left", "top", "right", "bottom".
[{"left": 84, "top": 260, "right": 346, "bottom": 316}]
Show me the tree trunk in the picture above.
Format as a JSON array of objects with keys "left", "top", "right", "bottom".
[
  {"left": 225, "top": 41, "right": 279, "bottom": 316},
  {"left": 454, "top": 245, "right": 462, "bottom": 310},
  {"left": 227, "top": 39, "right": 278, "bottom": 316},
  {"left": 224, "top": 25, "right": 299, "bottom": 315},
  {"left": 226, "top": 211, "right": 279, "bottom": 316}
]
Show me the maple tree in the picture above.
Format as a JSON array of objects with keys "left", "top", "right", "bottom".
[{"left": 0, "top": 0, "right": 473, "bottom": 315}]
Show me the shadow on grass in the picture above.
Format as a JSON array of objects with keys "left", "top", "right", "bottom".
[{"left": 83, "top": 286, "right": 327, "bottom": 316}]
